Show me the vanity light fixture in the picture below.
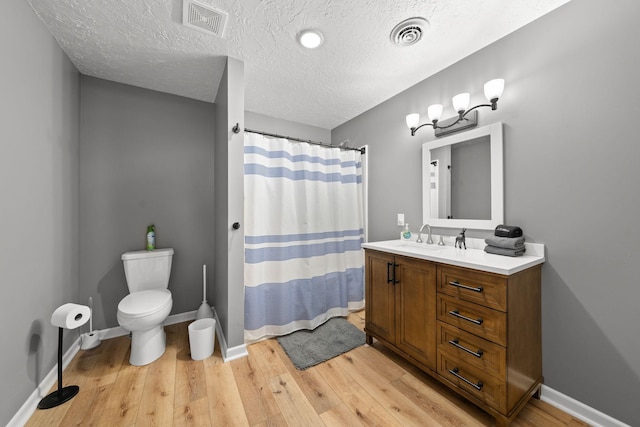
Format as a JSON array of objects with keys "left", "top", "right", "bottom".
[
  {"left": 297, "top": 29, "right": 324, "bottom": 49},
  {"left": 407, "top": 79, "right": 505, "bottom": 136}
]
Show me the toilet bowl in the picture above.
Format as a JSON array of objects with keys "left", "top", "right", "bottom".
[
  {"left": 117, "top": 248, "right": 174, "bottom": 366},
  {"left": 117, "top": 289, "right": 172, "bottom": 365}
]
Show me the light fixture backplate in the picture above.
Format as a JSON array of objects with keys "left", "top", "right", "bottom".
[{"left": 434, "top": 110, "right": 478, "bottom": 137}]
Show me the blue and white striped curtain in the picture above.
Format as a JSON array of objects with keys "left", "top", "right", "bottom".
[{"left": 244, "top": 133, "right": 365, "bottom": 342}]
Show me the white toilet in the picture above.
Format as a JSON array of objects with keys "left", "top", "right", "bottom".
[{"left": 117, "top": 248, "right": 174, "bottom": 366}]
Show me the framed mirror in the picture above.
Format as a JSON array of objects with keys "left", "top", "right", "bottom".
[{"left": 422, "top": 122, "right": 503, "bottom": 230}]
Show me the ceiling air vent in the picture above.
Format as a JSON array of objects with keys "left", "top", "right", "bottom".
[
  {"left": 182, "top": 0, "right": 228, "bottom": 38},
  {"left": 390, "top": 17, "right": 429, "bottom": 47}
]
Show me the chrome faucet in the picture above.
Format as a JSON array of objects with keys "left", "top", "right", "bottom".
[{"left": 416, "top": 224, "right": 434, "bottom": 244}]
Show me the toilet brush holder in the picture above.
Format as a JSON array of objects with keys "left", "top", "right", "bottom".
[{"left": 196, "top": 300, "right": 214, "bottom": 320}]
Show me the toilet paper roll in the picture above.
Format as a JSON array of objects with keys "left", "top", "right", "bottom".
[{"left": 51, "top": 303, "right": 91, "bottom": 329}]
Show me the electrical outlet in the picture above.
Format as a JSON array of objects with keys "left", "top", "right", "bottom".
[{"left": 397, "top": 213, "right": 405, "bottom": 226}]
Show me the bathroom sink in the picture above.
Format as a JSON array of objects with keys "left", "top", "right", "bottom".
[
  {"left": 395, "top": 242, "right": 446, "bottom": 252},
  {"left": 362, "top": 239, "right": 449, "bottom": 260}
]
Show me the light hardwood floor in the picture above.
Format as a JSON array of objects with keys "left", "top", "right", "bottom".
[{"left": 26, "top": 312, "right": 589, "bottom": 426}]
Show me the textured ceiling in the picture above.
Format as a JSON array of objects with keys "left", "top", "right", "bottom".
[{"left": 26, "top": 0, "right": 569, "bottom": 129}]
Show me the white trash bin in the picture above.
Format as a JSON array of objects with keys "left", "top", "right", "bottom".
[{"left": 188, "top": 318, "right": 216, "bottom": 360}]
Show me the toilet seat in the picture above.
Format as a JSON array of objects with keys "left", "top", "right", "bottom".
[{"left": 118, "top": 289, "right": 171, "bottom": 318}]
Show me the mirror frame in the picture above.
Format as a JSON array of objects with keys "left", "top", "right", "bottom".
[{"left": 422, "top": 122, "right": 503, "bottom": 230}]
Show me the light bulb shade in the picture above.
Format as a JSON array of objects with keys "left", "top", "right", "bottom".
[
  {"left": 427, "top": 104, "right": 443, "bottom": 122},
  {"left": 484, "top": 79, "right": 505, "bottom": 101},
  {"left": 452, "top": 93, "right": 470, "bottom": 113},
  {"left": 406, "top": 113, "right": 420, "bottom": 129}
]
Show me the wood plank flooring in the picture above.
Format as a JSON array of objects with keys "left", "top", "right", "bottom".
[{"left": 26, "top": 312, "right": 589, "bottom": 426}]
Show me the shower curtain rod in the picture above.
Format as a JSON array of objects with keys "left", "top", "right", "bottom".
[{"left": 238, "top": 125, "right": 365, "bottom": 154}]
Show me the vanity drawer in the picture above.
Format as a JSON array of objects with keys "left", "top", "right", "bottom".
[
  {"left": 438, "top": 265, "right": 507, "bottom": 311},
  {"left": 437, "top": 321, "right": 506, "bottom": 381},
  {"left": 438, "top": 351, "right": 506, "bottom": 412},
  {"left": 437, "top": 294, "right": 506, "bottom": 346}
]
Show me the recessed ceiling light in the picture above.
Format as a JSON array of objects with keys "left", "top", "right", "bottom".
[{"left": 297, "top": 29, "right": 324, "bottom": 49}]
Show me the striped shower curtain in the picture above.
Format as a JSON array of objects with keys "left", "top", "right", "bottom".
[{"left": 243, "top": 133, "right": 365, "bottom": 342}]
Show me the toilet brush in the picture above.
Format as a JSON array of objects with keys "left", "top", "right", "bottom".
[
  {"left": 196, "top": 264, "right": 214, "bottom": 319},
  {"left": 80, "top": 297, "right": 101, "bottom": 350}
]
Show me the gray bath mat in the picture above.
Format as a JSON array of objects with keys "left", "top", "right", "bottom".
[{"left": 277, "top": 317, "right": 366, "bottom": 370}]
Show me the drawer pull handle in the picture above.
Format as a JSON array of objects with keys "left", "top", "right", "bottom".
[
  {"left": 449, "top": 368, "right": 483, "bottom": 390},
  {"left": 449, "top": 281, "right": 483, "bottom": 293},
  {"left": 449, "top": 339, "right": 484, "bottom": 358},
  {"left": 449, "top": 309, "right": 484, "bottom": 325}
]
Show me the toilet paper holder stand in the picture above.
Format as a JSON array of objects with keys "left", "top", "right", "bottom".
[
  {"left": 38, "top": 326, "right": 80, "bottom": 409},
  {"left": 38, "top": 308, "right": 89, "bottom": 410}
]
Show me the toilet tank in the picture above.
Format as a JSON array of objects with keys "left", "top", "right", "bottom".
[{"left": 121, "top": 248, "right": 174, "bottom": 293}]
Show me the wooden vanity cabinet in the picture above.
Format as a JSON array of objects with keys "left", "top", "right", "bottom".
[
  {"left": 364, "top": 249, "right": 542, "bottom": 427},
  {"left": 365, "top": 250, "right": 436, "bottom": 370}
]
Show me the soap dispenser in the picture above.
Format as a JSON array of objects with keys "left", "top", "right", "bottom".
[
  {"left": 402, "top": 223, "right": 412, "bottom": 240},
  {"left": 146, "top": 224, "right": 156, "bottom": 251}
]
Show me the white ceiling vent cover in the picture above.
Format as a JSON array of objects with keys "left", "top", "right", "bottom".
[
  {"left": 390, "top": 17, "right": 429, "bottom": 47},
  {"left": 182, "top": 0, "right": 228, "bottom": 38}
]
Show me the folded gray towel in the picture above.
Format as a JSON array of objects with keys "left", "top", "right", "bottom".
[
  {"left": 485, "top": 235, "right": 525, "bottom": 249},
  {"left": 484, "top": 245, "right": 526, "bottom": 257}
]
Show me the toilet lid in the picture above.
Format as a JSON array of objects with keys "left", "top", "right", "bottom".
[{"left": 118, "top": 289, "right": 171, "bottom": 316}]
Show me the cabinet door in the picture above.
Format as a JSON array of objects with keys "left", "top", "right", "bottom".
[
  {"left": 395, "top": 255, "right": 437, "bottom": 369},
  {"left": 365, "top": 250, "right": 396, "bottom": 343}
]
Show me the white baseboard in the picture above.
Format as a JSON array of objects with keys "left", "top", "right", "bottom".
[
  {"left": 8, "top": 335, "right": 82, "bottom": 427},
  {"left": 541, "top": 385, "right": 631, "bottom": 427},
  {"left": 211, "top": 309, "right": 248, "bottom": 362},
  {"left": 99, "top": 309, "right": 200, "bottom": 340},
  {"left": 97, "top": 309, "right": 248, "bottom": 361}
]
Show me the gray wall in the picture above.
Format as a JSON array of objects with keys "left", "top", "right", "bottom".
[
  {"left": 80, "top": 76, "right": 216, "bottom": 330},
  {"left": 0, "top": 1, "right": 80, "bottom": 424},
  {"left": 246, "top": 111, "right": 332, "bottom": 144},
  {"left": 332, "top": 0, "right": 640, "bottom": 424},
  {"left": 213, "top": 58, "right": 245, "bottom": 349},
  {"left": 213, "top": 63, "right": 230, "bottom": 349}
]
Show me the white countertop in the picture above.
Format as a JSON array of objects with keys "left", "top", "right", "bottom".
[{"left": 362, "top": 238, "right": 545, "bottom": 275}]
